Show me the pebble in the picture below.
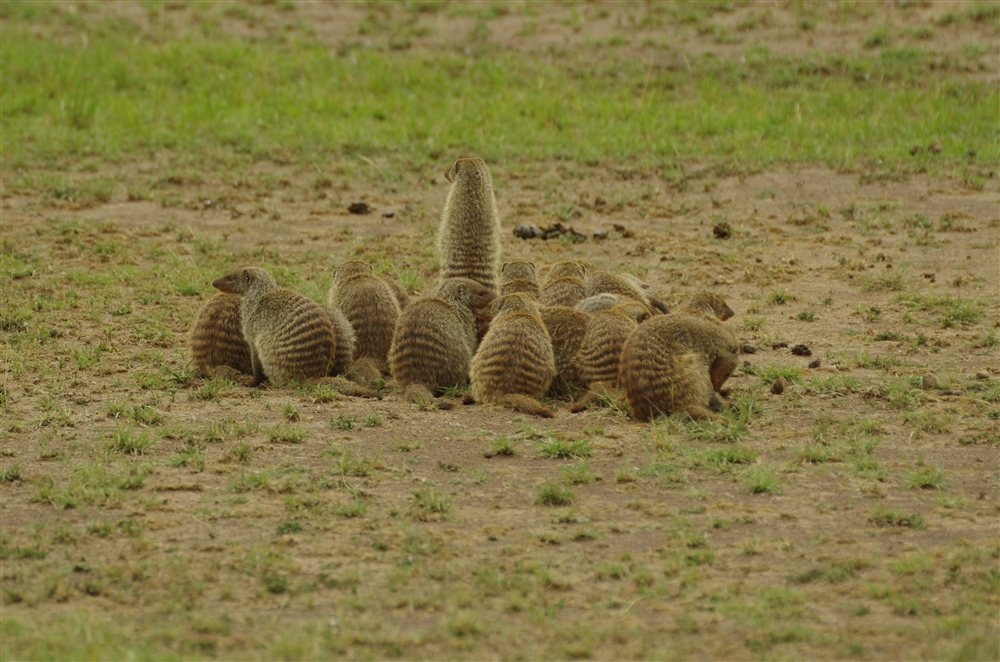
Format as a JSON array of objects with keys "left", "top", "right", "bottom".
[
  {"left": 975, "top": 371, "right": 990, "bottom": 380},
  {"left": 513, "top": 224, "right": 534, "bottom": 239},
  {"left": 791, "top": 344, "right": 812, "bottom": 356},
  {"left": 808, "top": 359, "right": 821, "bottom": 369},
  {"left": 348, "top": 201, "right": 370, "bottom": 214},
  {"left": 771, "top": 342, "right": 789, "bottom": 350},
  {"left": 593, "top": 230, "right": 608, "bottom": 240},
  {"left": 713, "top": 221, "right": 732, "bottom": 239},
  {"left": 381, "top": 210, "right": 395, "bottom": 218},
  {"left": 771, "top": 377, "right": 786, "bottom": 395},
  {"left": 740, "top": 344, "right": 757, "bottom": 354}
]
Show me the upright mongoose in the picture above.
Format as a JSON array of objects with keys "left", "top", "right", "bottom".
[
  {"left": 468, "top": 293, "right": 557, "bottom": 418},
  {"left": 539, "top": 261, "right": 588, "bottom": 307},
  {"left": 327, "top": 260, "right": 401, "bottom": 385},
  {"left": 585, "top": 269, "right": 670, "bottom": 313},
  {"left": 570, "top": 301, "right": 654, "bottom": 412},
  {"left": 437, "top": 156, "right": 502, "bottom": 296},
  {"left": 389, "top": 277, "right": 494, "bottom": 407},
  {"left": 619, "top": 311, "right": 740, "bottom": 422},
  {"left": 188, "top": 293, "right": 253, "bottom": 377},
  {"left": 539, "top": 305, "right": 591, "bottom": 395},
  {"left": 212, "top": 266, "right": 337, "bottom": 387},
  {"left": 500, "top": 260, "right": 540, "bottom": 299}
]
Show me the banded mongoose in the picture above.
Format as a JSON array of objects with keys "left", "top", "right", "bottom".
[
  {"left": 187, "top": 293, "right": 253, "bottom": 377},
  {"left": 571, "top": 300, "right": 654, "bottom": 412},
  {"left": 389, "top": 278, "right": 494, "bottom": 408},
  {"left": 325, "top": 306, "right": 356, "bottom": 376},
  {"left": 500, "top": 260, "right": 540, "bottom": 299},
  {"left": 575, "top": 292, "right": 626, "bottom": 314},
  {"left": 585, "top": 269, "right": 670, "bottom": 313},
  {"left": 539, "top": 305, "right": 591, "bottom": 395},
  {"left": 437, "top": 156, "right": 502, "bottom": 296},
  {"left": 211, "top": 266, "right": 337, "bottom": 387},
  {"left": 676, "top": 291, "right": 734, "bottom": 321},
  {"left": 619, "top": 308, "right": 740, "bottom": 422},
  {"left": 468, "top": 293, "right": 557, "bottom": 418},
  {"left": 327, "top": 260, "right": 401, "bottom": 385},
  {"left": 539, "top": 260, "right": 588, "bottom": 307}
]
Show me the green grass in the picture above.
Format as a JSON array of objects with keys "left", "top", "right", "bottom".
[{"left": 2, "top": 17, "right": 996, "bottom": 172}]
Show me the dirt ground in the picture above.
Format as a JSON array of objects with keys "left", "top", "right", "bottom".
[{"left": 1, "top": 2, "right": 998, "bottom": 659}]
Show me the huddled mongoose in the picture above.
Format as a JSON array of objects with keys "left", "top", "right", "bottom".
[
  {"left": 500, "top": 260, "right": 540, "bottom": 299},
  {"left": 327, "top": 260, "right": 401, "bottom": 385},
  {"left": 468, "top": 293, "right": 557, "bottom": 418},
  {"left": 437, "top": 156, "right": 502, "bottom": 296},
  {"left": 539, "top": 261, "right": 588, "bottom": 307},
  {"left": 212, "top": 266, "right": 337, "bottom": 387},
  {"left": 188, "top": 293, "right": 253, "bottom": 377},
  {"left": 325, "top": 305, "right": 357, "bottom": 376},
  {"left": 585, "top": 269, "right": 670, "bottom": 313},
  {"left": 575, "top": 292, "right": 626, "bottom": 314},
  {"left": 675, "top": 291, "right": 735, "bottom": 321},
  {"left": 539, "top": 305, "right": 591, "bottom": 395},
  {"left": 390, "top": 277, "right": 494, "bottom": 408},
  {"left": 619, "top": 310, "right": 740, "bottom": 422}
]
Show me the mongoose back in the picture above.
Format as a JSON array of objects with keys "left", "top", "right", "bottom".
[
  {"left": 578, "top": 301, "right": 654, "bottom": 388},
  {"left": 325, "top": 305, "right": 356, "bottom": 376},
  {"left": 212, "top": 266, "right": 337, "bottom": 387},
  {"left": 389, "top": 278, "right": 494, "bottom": 407},
  {"left": 500, "top": 260, "right": 540, "bottom": 299},
  {"left": 676, "top": 292, "right": 735, "bottom": 321},
  {"left": 619, "top": 312, "right": 740, "bottom": 422},
  {"left": 188, "top": 293, "right": 253, "bottom": 376},
  {"left": 539, "top": 305, "right": 591, "bottom": 395},
  {"left": 437, "top": 156, "right": 502, "bottom": 295},
  {"left": 539, "top": 261, "right": 587, "bottom": 307},
  {"left": 327, "top": 260, "right": 401, "bottom": 384},
  {"left": 469, "top": 293, "right": 556, "bottom": 418},
  {"left": 575, "top": 293, "right": 626, "bottom": 314}
]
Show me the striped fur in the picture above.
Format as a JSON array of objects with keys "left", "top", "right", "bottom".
[
  {"left": 212, "top": 267, "right": 336, "bottom": 386},
  {"left": 470, "top": 293, "right": 556, "bottom": 417},
  {"left": 327, "top": 260, "right": 401, "bottom": 378},
  {"left": 578, "top": 301, "right": 653, "bottom": 388},
  {"left": 389, "top": 278, "right": 493, "bottom": 399},
  {"left": 539, "top": 305, "right": 591, "bottom": 395},
  {"left": 500, "top": 260, "right": 540, "bottom": 299},
  {"left": 188, "top": 293, "right": 253, "bottom": 375},
  {"left": 677, "top": 292, "right": 735, "bottom": 321},
  {"left": 620, "top": 312, "right": 740, "bottom": 423},
  {"left": 539, "top": 261, "right": 587, "bottom": 307},
  {"left": 437, "top": 157, "right": 501, "bottom": 295},
  {"left": 326, "top": 306, "right": 356, "bottom": 376}
]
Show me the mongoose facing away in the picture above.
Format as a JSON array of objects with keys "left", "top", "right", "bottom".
[
  {"left": 500, "top": 260, "right": 540, "bottom": 299},
  {"left": 212, "top": 266, "right": 337, "bottom": 387},
  {"left": 326, "top": 306, "right": 356, "bottom": 376},
  {"left": 437, "top": 156, "right": 502, "bottom": 296},
  {"left": 327, "top": 260, "right": 401, "bottom": 384},
  {"left": 539, "top": 261, "right": 587, "bottom": 307},
  {"left": 575, "top": 292, "right": 626, "bottom": 314},
  {"left": 585, "top": 269, "right": 669, "bottom": 313},
  {"left": 469, "top": 293, "right": 557, "bottom": 418},
  {"left": 676, "top": 291, "right": 734, "bottom": 321},
  {"left": 389, "top": 277, "right": 494, "bottom": 407},
  {"left": 188, "top": 293, "right": 253, "bottom": 376},
  {"left": 539, "top": 305, "right": 591, "bottom": 396},
  {"left": 619, "top": 312, "right": 740, "bottom": 422}
]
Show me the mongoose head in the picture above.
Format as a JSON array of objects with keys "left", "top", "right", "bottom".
[
  {"left": 681, "top": 292, "right": 735, "bottom": 321},
  {"left": 443, "top": 156, "right": 489, "bottom": 183},
  {"left": 436, "top": 278, "right": 495, "bottom": 311},
  {"left": 609, "top": 301, "right": 655, "bottom": 324},
  {"left": 547, "top": 261, "right": 588, "bottom": 281},
  {"left": 477, "top": 292, "right": 540, "bottom": 324},
  {"left": 212, "top": 266, "right": 277, "bottom": 296},
  {"left": 501, "top": 260, "right": 537, "bottom": 281},
  {"left": 332, "top": 260, "right": 374, "bottom": 285}
]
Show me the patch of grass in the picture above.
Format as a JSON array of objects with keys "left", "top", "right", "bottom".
[
  {"left": 411, "top": 486, "right": 451, "bottom": 520},
  {"left": 768, "top": 289, "right": 793, "bottom": 305},
  {"left": 267, "top": 423, "right": 305, "bottom": 444},
  {"left": 536, "top": 436, "right": 592, "bottom": 459},
  {"left": 742, "top": 464, "right": 782, "bottom": 494},
  {"left": 904, "top": 465, "right": 945, "bottom": 490},
  {"left": 868, "top": 505, "right": 925, "bottom": 529},
  {"left": 537, "top": 480, "right": 575, "bottom": 506},
  {"left": 280, "top": 401, "right": 300, "bottom": 422},
  {"left": 330, "top": 415, "right": 357, "bottom": 430},
  {"left": 393, "top": 438, "right": 422, "bottom": 452},
  {"left": 487, "top": 436, "right": 517, "bottom": 456},
  {"left": 106, "top": 425, "right": 156, "bottom": 455},
  {"left": 560, "top": 462, "right": 598, "bottom": 485}
]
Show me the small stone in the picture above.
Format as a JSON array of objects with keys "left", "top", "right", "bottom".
[
  {"left": 791, "top": 344, "right": 812, "bottom": 356},
  {"left": 530, "top": 225, "right": 544, "bottom": 238},
  {"left": 542, "top": 230, "right": 561, "bottom": 240},
  {"left": 348, "top": 201, "right": 370, "bottom": 214},
  {"left": 808, "top": 359, "right": 821, "bottom": 369},
  {"left": 976, "top": 371, "right": 990, "bottom": 380},
  {"left": 594, "top": 197, "right": 606, "bottom": 206},
  {"left": 740, "top": 344, "right": 757, "bottom": 355},
  {"left": 381, "top": 210, "right": 395, "bottom": 218},
  {"left": 593, "top": 229, "right": 608, "bottom": 240},
  {"left": 513, "top": 224, "right": 534, "bottom": 239},
  {"left": 546, "top": 223, "right": 567, "bottom": 235},
  {"left": 713, "top": 221, "right": 732, "bottom": 239},
  {"left": 613, "top": 222, "right": 626, "bottom": 232},
  {"left": 771, "top": 377, "right": 786, "bottom": 395},
  {"left": 568, "top": 229, "right": 587, "bottom": 243},
  {"left": 920, "top": 373, "right": 937, "bottom": 390},
  {"left": 771, "top": 342, "right": 789, "bottom": 350}
]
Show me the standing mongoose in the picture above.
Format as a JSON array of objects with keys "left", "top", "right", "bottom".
[
  {"left": 468, "top": 293, "right": 557, "bottom": 418},
  {"left": 500, "top": 260, "right": 540, "bottom": 299},
  {"left": 585, "top": 269, "right": 670, "bottom": 313},
  {"left": 570, "top": 300, "right": 654, "bottom": 412},
  {"left": 212, "top": 266, "right": 337, "bottom": 387},
  {"left": 539, "top": 305, "right": 591, "bottom": 396},
  {"left": 327, "top": 260, "right": 401, "bottom": 385},
  {"left": 539, "top": 261, "right": 588, "bottom": 308},
  {"left": 389, "top": 277, "right": 494, "bottom": 407},
  {"left": 437, "top": 156, "right": 502, "bottom": 296},
  {"left": 619, "top": 311, "right": 740, "bottom": 422},
  {"left": 188, "top": 293, "right": 253, "bottom": 377}
]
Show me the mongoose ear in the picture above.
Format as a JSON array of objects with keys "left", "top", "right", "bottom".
[
  {"left": 444, "top": 159, "right": 459, "bottom": 183},
  {"left": 501, "top": 262, "right": 509, "bottom": 273}
]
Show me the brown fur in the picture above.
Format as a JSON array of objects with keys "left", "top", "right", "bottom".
[
  {"left": 539, "top": 261, "right": 587, "bottom": 307},
  {"left": 676, "top": 292, "right": 735, "bottom": 321},
  {"left": 437, "top": 156, "right": 502, "bottom": 295},
  {"left": 469, "top": 293, "right": 556, "bottom": 418},
  {"left": 212, "top": 267, "right": 337, "bottom": 387},
  {"left": 325, "top": 306, "right": 356, "bottom": 376},
  {"left": 619, "top": 312, "right": 740, "bottom": 422},
  {"left": 539, "top": 305, "right": 591, "bottom": 395},
  {"left": 327, "top": 260, "right": 401, "bottom": 384},
  {"left": 188, "top": 293, "right": 253, "bottom": 376},
  {"left": 389, "top": 278, "right": 494, "bottom": 408},
  {"left": 575, "top": 293, "right": 626, "bottom": 314},
  {"left": 500, "top": 260, "right": 540, "bottom": 299},
  {"left": 571, "top": 301, "right": 653, "bottom": 412}
]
